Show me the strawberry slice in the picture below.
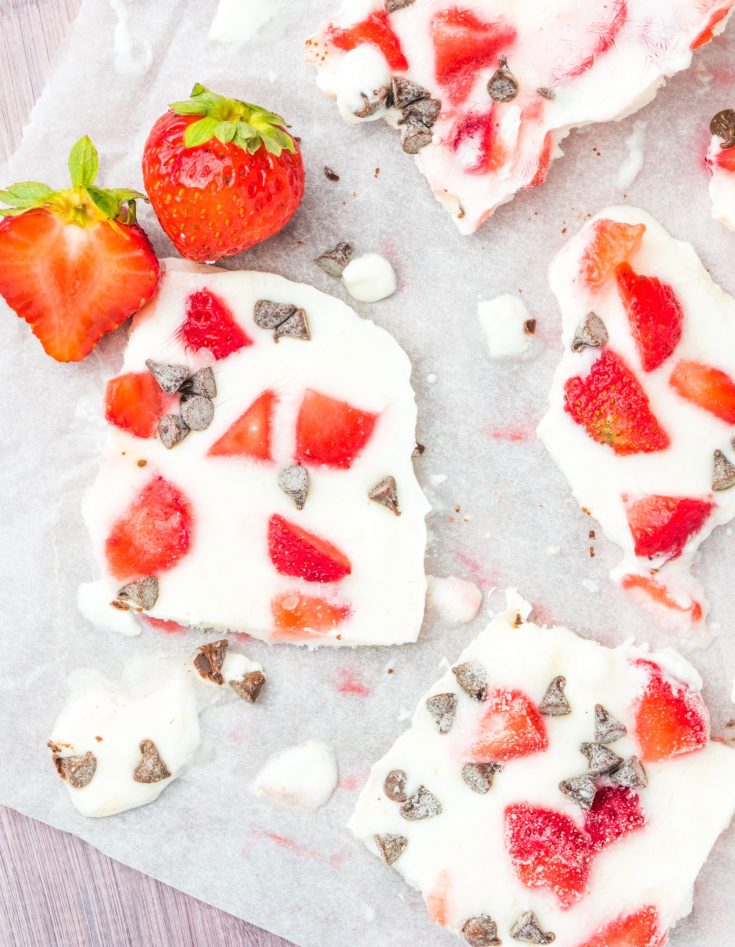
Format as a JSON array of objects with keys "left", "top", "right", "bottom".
[
  {"left": 431, "top": 9, "right": 516, "bottom": 104},
  {"left": 295, "top": 390, "right": 378, "bottom": 469},
  {"left": 616, "top": 264, "right": 683, "bottom": 372},
  {"left": 326, "top": 10, "right": 408, "bottom": 71},
  {"left": 634, "top": 659, "right": 709, "bottom": 763},
  {"left": 178, "top": 288, "right": 252, "bottom": 360},
  {"left": 208, "top": 390, "right": 275, "bottom": 460},
  {"left": 670, "top": 359, "right": 735, "bottom": 423},
  {"left": 505, "top": 804, "right": 593, "bottom": 909},
  {"left": 578, "top": 906, "right": 664, "bottom": 947},
  {"left": 580, "top": 219, "right": 645, "bottom": 292},
  {"left": 564, "top": 349, "right": 670, "bottom": 455},
  {"left": 584, "top": 786, "right": 645, "bottom": 853},
  {"left": 620, "top": 573, "right": 704, "bottom": 624},
  {"left": 104, "top": 371, "right": 165, "bottom": 439},
  {"left": 268, "top": 514, "right": 351, "bottom": 583},
  {"left": 105, "top": 475, "right": 193, "bottom": 580},
  {"left": 271, "top": 591, "right": 350, "bottom": 640},
  {"left": 471, "top": 689, "right": 548, "bottom": 763},
  {"left": 624, "top": 495, "right": 714, "bottom": 561}
]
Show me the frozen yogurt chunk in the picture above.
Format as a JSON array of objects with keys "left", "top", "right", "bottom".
[
  {"left": 349, "top": 590, "right": 735, "bottom": 945},
  {"left": 538, "top": 207, "right": 735, "bottom": 634},
  {"left": 82, "top": 261, "right": 429, "bottom": 646},
  {"left": 308, "top": 0, "right": 733, "bottom": 234},
  {"left": 251, "top": 740, "right": 339, "bottom": 811},
  {"left": 707, "top": 108, "right": 735, "bottom": 231}
]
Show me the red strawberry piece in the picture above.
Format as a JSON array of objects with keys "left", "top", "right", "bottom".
[
  {"left": 471, "top": 689, "right": 548, "bottom": 763},
  {"left": 431, "top": 9, "right": 516, "bottom": 104},
  {"left": 620, "top": 573, "right": 704, "bottom": 625},
  {"left": 580, "top": 219, "right": 646, "bottom": 292},
  {"left": 142, "top": 616, "right": 190, "bottom": 634},
  {"left": 105, "top": 475, "right": 193, "bottom": 580},
  {"left": 295, "top": 389, "right": 378, "bottom": 469},
  {"left": 624, "top": 494, "right": 714, "bottom": 561},
  {"left": 268, "top": 514, "right": 351, "bottom": 583},
  {"left": 142, "top": 84, "right": 304, "bottom": 263},
  {"left": 271, "top": 591, "right": 350, "bottom": 640},
  {"left": 0, "top": 137, "right": 159, "bottom": 362},
  {"left": 528, "top": 131, "right": 554, "bottom": 188},
  {"left": 692, "top": 4, "right": 732, "bottom": 49},
  {"left": 584, "top": 786, "right": 645, "bottom": 853},
  {"left": 556, "top": 0, "right": 628, "bottom": 82},
  {"left": 178, "top": 288, "right": 252, "bottom": 360},
  {"left": 327, "top": 10, "right": 408, "bottom": 71},
  {"left": 633, "top": 659, "right": 709, "bottom": 763},
  {"left": 105, "top": 371, "right": 166, "bottom": 439},
  {"left": 716, "top": 145, "right": 735, "bottom": 173},
  {"left": 578, "top": 906, "right": 664, "bottom": 947},
  {"left": 564, "top": 349, "right": 670, "bottom": 455},
  {"left": 616, "top": 264, "right": 683, "bottom": 372},
  {"left": 504, "top": 804, "right": 593, "bottom": 909},
  {"left": 448, "top": 109, "right": 507, "bottom": 174},
  {"left": 670, "top": 359, "right": 735, "bottom": 423},
  {"left": 208, "top": 390, "right": 276, "bottom": 460}
]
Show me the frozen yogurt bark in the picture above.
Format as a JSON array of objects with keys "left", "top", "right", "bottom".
[
  {"left": 82, "top": 261, "right": 429, "bottom": 646},
  {"left": 707, "top": 108, "right": 735, "bottom": 231},
  {"left": 308, "top": 0, "right": 733, "bottom": 234},
  {"left": 349, "top": 591, "right": 735, "bottom": 945},
  {"left": 538, "top": 207, "right": 735, "bottom": 634}
]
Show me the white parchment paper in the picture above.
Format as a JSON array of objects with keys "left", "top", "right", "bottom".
[{"left": 2, "top": 3, "right": 735, "bottom": 945}]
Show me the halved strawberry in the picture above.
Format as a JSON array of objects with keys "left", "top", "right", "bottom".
[
  {"left": 584, "top": 786, "right": 645, "bottom": 853},
  {"left": 431, "top": 9, "right": 516, "bottom": 104},
  {"left": 268, "top": 514, "right": 351, "bottom": 583},
  {"left": 105, "top": 371, "right": 165, "bottom": 438},
  {"left": 670, "top": 359, "right": 735, "bottom": 423},
  {"left": 471, "top": 689, "right": 548, "bottom": 763},
  {"left": 580, "top": 219, "right": 646, "bottom": 292},
  {"left": 505, "top": 804, "right": 593, "bottom": 909},
  {"left": 178, "top": 288, "right": 252, "bottom": 360},
  {"left": 564, "top": 349, "right": 670, "bottom": 455},
  {"left": 634, "top": 659, "right": 709, "bottom": 763},
  {"left": 578, "top": 906, "right": 664, "bottom": 947},
  {"left": 105, "top": 475, "right": 193, "bottom": 580},
  {"left": 616, "top": 264, "right": 683, "bottom": 372},
  {"left": 208, "top": 390, "right": 275, "bottom": 460},
  {"left": 624, "top": 495, "right": 714, "bottom": 561},
  {"left": 326, "top": 10, "right": 408, "bottom": 71},
  {"left": 271, "top": 591, "right": 350, "bottom": 640},
  {"left": 295, "top": 390, "right": 378, "bottom": 469}
]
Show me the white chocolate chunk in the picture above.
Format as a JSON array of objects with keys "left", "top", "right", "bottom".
[{"left": 342, "top": 253, "right": 397, "bottom": 302}]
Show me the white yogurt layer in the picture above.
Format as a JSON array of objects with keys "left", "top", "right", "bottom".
[
  {"left": 341, "top": 252, "right": 397, "bottom": 302},
  {"left": 707, "top": 135, "right": 735, "bottom": 231},
  {"left": 477, "top": 293, "right": 535, "bottom": 360},
  {"left": 427, "top": 575, "right": 483, "bottom": 625},
  {"left": 251, "top": 740, "right": 339, "bottom": 810}
]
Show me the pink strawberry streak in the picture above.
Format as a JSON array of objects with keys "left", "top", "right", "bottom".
[
  {"left": 338, "top": 773, "right": 367, "bottom": 791},
  {"left": 456, "top": 552, "right": 502, "bottom": 589},
  {"left": 336, "top": 669, "right": 371, "bottom": 697},
  {"left": 251, "top": 830, "right": 348, "bottom": 867},
  {"left": 552, "top": 0, "right": 628, "bottom": 82},
  {"left": 487, "top": 426, "right": 533, "bottom": 442}
]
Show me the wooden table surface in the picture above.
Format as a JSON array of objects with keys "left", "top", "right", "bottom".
[{"left": 0, "top": 4, "right": 293, "bottom": 944}]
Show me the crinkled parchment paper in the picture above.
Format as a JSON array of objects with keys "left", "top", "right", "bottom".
[{"left": 2, "top": 2, "right": 735, "bottom": 944}]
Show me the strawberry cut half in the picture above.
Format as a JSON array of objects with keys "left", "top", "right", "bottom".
[
  {"left": 584, "top": 786, "right": 645, "bottom": 853},
  {"left": 105, "top": 475, "right": 193, "bottom": 580},
  {"left": 564, "top": 349, "right": 670, "bottom": 455},
  {"left": 271, "top": 591, "right": 351, "bottom": 640},
  {"left": 616, "top": 264, "right": 683, "bottom": 372},
  {"left": 505, "top": 804, "right": 593, "bottom": 909},
  {"left": 178, "top": 288, "right": 252, "bottom": 360},
  {"left": 578, "top": 906, "right": 664, "bottom": 947},
  {"left": 326, "top": 10, "right": 408, "bottom": 71},
  {"left": 431, "top": 9, "right": 516, "bottom": 104},
  {"left": 670, "top": 359, "right": 735, "bottom": 424},
  {"left": 104, "top": 371, "right": 166, "bottom": 439},
  {"left": 580, "top": 219, "right": 646, "bottom": 292},
  {"left": 295, "top": 389, "right": 378, "bottom": 469},
  {"left": 268, "top": 514, "right": 351, "bottom": 583},
  {"left": 633, "top": 659, "right": 709, "bottom": 763},
  {"left": 208, "top": 390, "right": 276, "bottom": 460},
  {"left": 471, "top": 689, "right": 548, "bottom": 763},
  {"left": 624, "top": 495, "right": 714, "bottom": 561}
]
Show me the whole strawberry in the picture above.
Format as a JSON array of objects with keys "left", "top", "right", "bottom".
[
  {"left": 0, "top": 136, "right": 160, "bottom": 362},
  {"left": 142, "top": 84, "right": 305, "bottom": 262}
]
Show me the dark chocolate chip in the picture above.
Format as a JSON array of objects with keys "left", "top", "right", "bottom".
[
  {"left": 391, "top": 76, "right": 430, "bottom": 109},
  {"left": 375, "top": 833, "right": 408, "bottom": 865},
  {"left": 524, "top": 319, "right": 537, "bottom": 335},
  {"left": 145, "top": 359, "right": 189, "bottom": 393},
  {"left": 461, "top": 761, "right": 502, "bottom": 794},
  {"left": 461, "top": 915, "right": 501, "bottom": 946},
  {"left": 711, "top": 109, "right": 735, "bottom": 148},
  {"left": 274, "top": 308, "right": 310, "bottom": 342},
  {"left": 368, "top": 476, "right": 400, "bottom": 516},
  {"left": 426, "top": 693, "right": 457, "bottom": 734},
  {"left": 324, "top": 166, "right": 340, "bottom": 182},
  {"left": 316, "top": 242, "right": 353, "bottom": 278},
  {"left": 594, "top": 704, "right": 627, "bottom": 744},
  {"left": 580, "top": 741, "right": 623, "bottom": 775},
  {"left": 610, "top": 755, "right": 648, "bottom": 789},
  {"left": 193, "top": 639, "right": 229, "bottom": 685},
  {"left": 559, "top": 774, "right": 597, "bottom": 809},
  {"left": 401, "top": 120, "right": 433, "bottom": 154},
  {"left": 278, "top": 465, "right": 310, "bottom": 510},
  {"left": 537, "top": 87, "right": 555, "bottom": 101},
  {"left": 413, "top": 442, "right": 425, "bottom": 457},
  {"left": 539, "top": 675, "right": 571, "bottom": 716},
  {"left": 488, "top": 58, "right": 518, "bottom": 103},
  {"left": 158, "top": 413, "right": 189, "bottom": 449},
  {"left": 571, "top": 312, "right": 608, "bottom": 352},
  {"left": 402, "top": 98, "right": 441, "bottom": 128},
  {"left": 452, "top": 661, "right": 487, "bottom": 701},
  {"left": 116, "top": 576, "right": 159, "bottom": 611},
  {"left": 385, "top": 0, "right": 415, "bottom": 10},
  {"left": 133, "top": 739, "right": 171, "bottom": 784},
  {"left": 181, "top": 394, "right": 214, "bottom": 431},
  {"left": 230, "top": 670, "right": 266, "bottom": 704},
  {"left": 400, "top": 785, "right": 442, "bottom": 820},
  {"left": 713, "top": 449, "right": 735, "bottom": 491},
  {"left": 53, "top": 750, "right": 97, "bottom": 789},
  {"left": 510, "top": 910, "right": 556, "bottom": 943},
  {"left": 384, "top": 769, "right": 408, "bottom": 802},
  {"left": 254, "top": 299, "right": 297, "bottom": 330},
  {"left": 182, "top": 367, "right": 216, "bottom": 399},
  {"left": 354, "top": 87, "right": 389, "bottom": 118}
]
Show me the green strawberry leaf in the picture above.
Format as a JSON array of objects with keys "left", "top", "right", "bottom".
[
  {"left": 0, "top": 182, "right": 54, "bottom": 208},
  {"left": 86, "top": 185, "right": 120, "bottom": 218},
  {"left": 184, "top": 116, "right": 221, "bottom": 148},
  {"left": 213, "top": 122, "right": 237, "bottom": 144},
  {"left": 68, "top": 136, "right": 99, "bottom": 189},
  {"left": 108, "top": 187, "right": 147, "bottom": 204}
]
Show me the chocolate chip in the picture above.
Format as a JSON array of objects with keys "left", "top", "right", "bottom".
[
  {"left": 713, "top": 449, "right": 735, "bottom": 491},
  {"left": 462, "top": 761, "right": 502, "bottom": 794},
  {"left": 426, "top": 693, "right": 457, "bottom": 734},
  {"left": 385, "top": 0, "right": 414, "bottom": 10},
  {"left": 158, "top": 413, "right": 189, "bottom": 449},
  {"left": 324, "top": 166, "right": 340, "bottom": 182},
  {"left": 316, "top": 242, "right": 353, "bottom": 278},
  {"left": 610, "top": 755, "right": 648, "bottom": 789},
  {"left": 278, "top": 465, "right": 310, "bottom": 510},
  {"left": 539, "top": 676, "right": 571, "bottom": 716},
  {"left": 368, "top": 476, "right": 400, "bottom": 516},
  {"left": 461, "top": 915, "right": 501, "bottom": 947},
  {"left": 230, "top": 670, "right": 266, "bottom": 704},
  {"left": 452, "top": 662, "right": 487, "bottom": 701},
  {"left": 400, "top": 785, "right": 442, "bottom": 820},
  {"left": 401, "top": 120, "right": 433, "bottom": 154},
  {"left": 375, "top": 833, "right": 408, "bottom": 865},
  {"left": 116, "top": 576, "right": 158, "bottom": 611},
  {"left": 354, "top": 87, "right": 389, "bottom": 118},
  {"left": 133, "top": 739, "right": 171, "bottom": 784},
  {"left": 537, "top": 87, "right": 555, "bottom": 101},
  {"left": 571, "top": 312, "right": 608, "bottom": 352},
  {"left": 711, "top": 109, "right": 735, "bottom": 148},
  {"left": 488, "top": 58, "right": 518, "bottom": 103},
  {"left": 145, "top": 359, "right": 189, "bottom": 393},
  {"left": 274, "top": 308, "right": 310, "bottom": 342},
  {"left": 193, "top": 639, "right": 229, "bottom": 685},
  {"left": 384, "top": 769, "right": 408, "bottom": 802},
  {"left": 581, "top": 741, "right": 623, "bottom": 775},
  {"left": 524, "top": 319, "right": 537, "bottom": 335},
  {"left": 559, "top": 774, "right": 597, "bottom": 809},
  {"left": 402, "top": 97, "right": 441, "bottom": 128},
  {"left": 594, "top": 703, "right": 627, "bottom": 744},
  {"left": 53, "top": 750, "right": 97, "bottom": 789},
  {"left": 254, "top": 299, "right": 297, "bottom": 330},
  {"left": 510, "top": 910, "right": 556, "bottom": 943},
  {"left": 391, "top": 77, "right": 430, "bottom": 109},
  {"left": 413, "top": 442, "right": 425, "bottom": 457},
  {"left": 181, "top": 394, "right": 214, "bottom": 431},
  {"left": 182, "top": 367, "right": 216, "bottom": 399}
]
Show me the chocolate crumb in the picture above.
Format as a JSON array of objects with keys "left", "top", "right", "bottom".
[
  {"left": 278, "top": 464, "right": 310, "bottom": 510},
  {"left": 426, "top": 693, "right": 457, "bottom": 734},
  {"left": 368, "top": 475, "right": 401, "bottom": 516},
  {"left": 110, "top": 599, "right": 130, "bottom": 611},
  {"left": 391, "top": 77, "right": 430, "bottom": 109},
  {"left": 158, "top": 413, "right": 189, "bottom": 449},
  {"left": 589, "top": 529, "right": 596, "bottom": 539},
  {"left": 324, "top": 166, "right": 340, "bottom": 182},
  {"left": 610, "top": 755, "right": 647, "bottom": 789},
  {"left": 401, "top": 120, "right": 433, "bottom": 154},
  {"left": 254, "top": 299, "right": 297, "bottom": 329},
  {"left": 513, "top": 612, "right": 523, "bottom": 628},
  {"left": 462, "top": 915, "right": 501, "bottom": 947},
  {"left": 136, "top": 459, "right": 147, "bottom": 467},
  {"left": 413, "top": 442, "right": 425, "bottom": 456},
  {"left": 145, "top": 359, "right": 189, "bottom": 393},
  {"left": 537, "top": 87, "right": 555, "bottom": 101},
  {"left": 400, "top": 785, "right": 442, "bottom": 820},
  {"left": 193, "top": 638, "right": 229, "bottom": 685},
  {"left": 488, "top": 58, "right": 518, "bottom": 103},
  {"left": 385, "top": 0, "right": 415, "bottom": 10},
  {"left": 452, "top": 661, "right": 488, "bottom": 701},
  {"left": 524, "top": 319, "right": 536, "bottom": 335},
  {"left": 53, "top": 750, "right": 97, "bottom": 789},
  {"left": 559, "top": 774, "right": 597, "bottom": 810},
  {"left": 182, "top": 367, "right": 216, "bottom": 400},
  {"left": 571, "top": 312, "right": 608, "bottom": 352},
  {"left": 181, "top": 394, "right": 214, "bottom": 431},
  {"left": 462, "top": 761, "right": 502, "bottom": 794},
  {"left": 275, "top": 309, "right": 310, "bottom": 342},
  {"left": 713, "top": 449, "right": 735, "bottom": 491},
  {"left": 594, "top": 704, "right": 627, "bottom": 744},
  {"left": 116, "top": 575, "right": 159, "bottom": 611},
  {"left": 230, "top": 670, "right": 266, "bottom": 704},
  {"left": 384, "top": 769, "right": 408, "bottom": 802},
  {"left": 539, "top": 676, "right": 571, "bottom": 716},
  {"left": 316, "top": 242, "right": 353, "bottom": 277},
  {"left": 581, "top": 741, "right": 622, "bottom": 775},
  {"left": 133, "top": 739, "right": 171, "bottom": 784},
  {"left": 710, "top": 109, "right": 735, "bottom": 148},
  {"left": 510, "top": 910, "right": 556, "bottom": 943},
  {"left": 375, "top": 833, "right": 408, "bottom": 865}
]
